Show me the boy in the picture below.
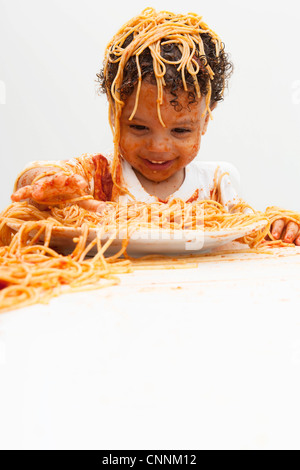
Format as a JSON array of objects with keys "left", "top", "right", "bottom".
[{"left": 11, "top": 8, "right": 300, "bottom": 245}]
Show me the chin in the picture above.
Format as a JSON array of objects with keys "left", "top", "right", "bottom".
[{"left": 143, "top": 171, "right": 174, "bottom": 182}]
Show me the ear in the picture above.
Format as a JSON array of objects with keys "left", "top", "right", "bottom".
[{"left": 202, "top": 102, "right": 217, "bottom": 136}]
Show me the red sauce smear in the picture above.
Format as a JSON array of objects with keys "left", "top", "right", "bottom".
[
  {"left": 57, "top": 260, "right": 68, "bottom": 269},
  {"left": 92, "top": 154, "right": 114, "bottom": 201},
  {"left": 186, "top": 189, "right": 199, "bottom": 203},
  {"left": 0, "top": 280, "right": 9, "bottom": 290}
]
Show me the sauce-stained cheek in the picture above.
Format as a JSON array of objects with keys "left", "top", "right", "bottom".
[
  {"left": 127, "top": 142, "right": 142, "bottom": 153},
  {"left": 119, "top": 136, "right": 149, "bottom": 167},
  {"left": 181, "top": 139, "right": 200, "bottom": 163},
  {"left": 182, "top": 135, "right": 201, "bottom": 163},
  {"left": 119, "top": 134, "right": 139, "bottom": 156}
]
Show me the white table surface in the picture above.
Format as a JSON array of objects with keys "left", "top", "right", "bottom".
[{"left": 1, "top": 244, "right": 300, "bottom": 450}]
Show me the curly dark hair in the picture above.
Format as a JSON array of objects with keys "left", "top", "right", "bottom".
[{"left": 96, "top": 32, "right": 233, "bottom": 111}]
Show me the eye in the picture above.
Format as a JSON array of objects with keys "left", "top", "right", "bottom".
[
  {"left": 172, "top": 128, "right": 191, "bottom": 134},
  {"left": 129, "top": 124, "right": 148, "bottom": 131}
]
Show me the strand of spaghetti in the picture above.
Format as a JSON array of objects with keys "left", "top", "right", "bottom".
[
  {"left": 32, "top": 170, "right": 63, "bottom": 184},
  {"left": 43, "top": 221, "right": 55, "bottom": 251},
  {"left": 69, "top": 267, "right": 110, "bottom": 287},
  {"left": 104, "top": 224, "right": 136, "bottom": 262},
  {"left": 94, "top": 230, "right": 108, "bottom": 269},
  {"left": 105, "top": 238, "right": 130, "bottom": 262},
  {"left": 129, "top": 55, "right": 143, "bottom": 121},
  {"left": 37, "top": 195, "right": 94, "bottom": 206},
  {"left": 93, "top": 229, "right": 120, "bottom": 258},
  {"left": 20, "top": 244, "right": 62, "bottom": 257},
  {"left": 27, "top": 224, "right": 47, "bottom": 246},
  {"left": 78, "top": 237, "right": 99, "bottom": 263},
  {"left": 71, "top": 224, "right": 89, "bottom": 262},
  {"left": 15, "top": 221, "right": 37, "bottom": 257}
]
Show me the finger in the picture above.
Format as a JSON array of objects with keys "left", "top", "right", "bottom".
[
  {"left": 52, "top": 172, "right": 68, "bottom": 188},
  {"left": 72, "top": 174, "right": 88, "bottom": 190},
  {"left": 77, "top": 200, "right": 106, "bottom": 213},
  {"left": 283, "top": 221, "right": 299, "bottom": 244},
  {"left": 271, "top": 219, "right": 285, "bottom": 239},
  {"left": 53, "top": 173, "right": 88, "bottom": 191},
  {"left": 11, "top": 185, "right": 33, "bottom": 202},
  {"left": 31, "top": 183, "right": 54, "bottom": 202},
  {"left": 295, "top": 234, "right": 300, "bottom": 246}
]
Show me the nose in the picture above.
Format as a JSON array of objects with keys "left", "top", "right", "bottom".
[{"left": 145, "top": 133, "right": 172, "bottom": 154}]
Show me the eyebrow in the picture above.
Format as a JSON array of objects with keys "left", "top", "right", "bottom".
[
  {"left": 127, "top": 116, "right": 196, "bottom": 126},
  {"left": 126, "top": 116, "right": 147, "bottom": 123},
  {"left": 173, "top": 120, "right": 196, "bottom": 126}
]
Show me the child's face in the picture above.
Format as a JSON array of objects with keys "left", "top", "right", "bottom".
[{"left": 119, "top": 82, "right": 212, "bottom": 183}]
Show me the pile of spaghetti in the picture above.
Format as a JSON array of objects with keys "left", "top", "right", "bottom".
[{"left": 1, "top": 199, "right": 299, "bottom": 313}]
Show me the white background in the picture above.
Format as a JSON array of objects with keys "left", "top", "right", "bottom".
[{"left": 0, "top": 0, "right": 299, "bottom": 211}]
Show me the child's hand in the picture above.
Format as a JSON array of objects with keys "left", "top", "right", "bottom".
[
  {"left": 271, "top": 219, "right": 300, "bottom": 245},
  {"left": 76, "top": 199, "right": 106, "bottom": 213},
  {"left": 11, "top": 172, "right": 88, "bottom": 204}
]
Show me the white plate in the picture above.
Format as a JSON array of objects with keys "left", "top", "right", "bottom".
[{"left": 7, "top": 220, "right": 267, "bottom": 256}]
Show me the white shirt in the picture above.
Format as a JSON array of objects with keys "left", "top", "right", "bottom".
[{"left": 119, "top": 158, "right": 240, "bottom": 210}]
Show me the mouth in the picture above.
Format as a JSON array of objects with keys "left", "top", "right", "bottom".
[{"left": 142, "top": 158, "right": 175, "bottom": 171}]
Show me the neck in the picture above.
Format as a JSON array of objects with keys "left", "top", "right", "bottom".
[{"left": 134, "top": 168, "right": 185, "bottom": 201}]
